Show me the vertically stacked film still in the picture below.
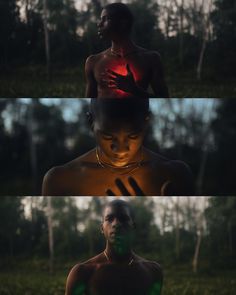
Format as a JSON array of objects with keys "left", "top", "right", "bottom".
[{"left": 0, "top": 1, "right": 236, "bottom": 295}]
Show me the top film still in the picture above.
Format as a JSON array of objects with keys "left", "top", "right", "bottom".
[
  {"left": 0, "top": 1, "right": 235, "bottom": 98},
  {"left": 0, "top": 97, "right": 235, "bottom": 196}
]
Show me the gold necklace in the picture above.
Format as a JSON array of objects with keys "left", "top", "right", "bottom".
[
  {"left": 96, "top": 147, "right": 143, "bottom": 176},
  {"left": 104, "top": 250, "right": 134, "bottom": 265}
]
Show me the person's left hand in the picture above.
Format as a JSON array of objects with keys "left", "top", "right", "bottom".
[
  {"left": 106, "top": 177, "right": 145, "bottom": 196},
  {"left": 102, "top": 64, "right": 137, "bottom": 94}
]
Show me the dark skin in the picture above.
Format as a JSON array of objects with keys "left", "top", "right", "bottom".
[
  {"left": 42, "top": 111, "right": 194, "bottom": 196},
  {"left": 65, "top": 203, "right": 163, "bottom": 295},
  {"left": 85, "top": 8, "right": 169, "bottom": 98}
]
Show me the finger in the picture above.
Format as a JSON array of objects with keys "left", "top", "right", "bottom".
[
  {"left": 115, "top": 178, "right": 131, "bottom": 196},
  {"left": 106, "top": 74, "right": 118, "bottom": 80},
  {"left": 106, "top": 69, "right": 120, "bottom": 77},
  {"left": 107, "top": 82, "right": 118, "bottom": 88},
  {"left": 126, "top": 64, "right": 132, "bottom": 75},
  {"left": 106, "top": 189, "right": 116, "bottom": 196},
  {"left": 128, "top": 177, "right": 145, "bottom": 196}
]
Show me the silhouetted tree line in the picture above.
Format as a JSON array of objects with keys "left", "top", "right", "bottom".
[{"left": 0, "top": 0, "right": 235, "bottom": 79}]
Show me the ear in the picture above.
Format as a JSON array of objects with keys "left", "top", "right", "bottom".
[{"left": 86, "top": 111, "right": 94, "bottom": 130}]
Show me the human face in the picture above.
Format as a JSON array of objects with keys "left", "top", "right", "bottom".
[
  {"left": 101, "top": 204, "right": 134, "bottom": 252},
  {"left": 97, "top": 9, "right": 119, "bottom": 39},
  {"left": 93, "top": 116, "right": 146, "bottom": 167}
]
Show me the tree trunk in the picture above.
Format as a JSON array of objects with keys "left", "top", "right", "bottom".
[
  {"left": 197, "top": 34, "right": 207, "bottom": 80},
  {"left": 179, "top": 0, "right": 184, "bottom": 66},
  {"left": 42, "top": 0, "right": 51, "bottom": 80},
  {"left": 192, "top": 228, "right": 202, "bottom": 273},
  {"left": 175, "top": 199, "right": 180, "bottom": 260},
  {"left": 47, "top": 197, "right": 54, "bottom": 274}
]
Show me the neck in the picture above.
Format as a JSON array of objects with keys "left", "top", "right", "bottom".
[
  {"left": 111, "top": 38, "right": 137, "bottom": 56},
  {"left": 97, "top": 146, "right": 143, "bottom": 169},
  {"left": 105, "top": 242, "right": 133, "bottom": 263}
]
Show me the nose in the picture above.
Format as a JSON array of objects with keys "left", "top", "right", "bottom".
[
  {"left": 111, "top": 140, "right": 129, "bottom": 154},
  {"left": 97, "top": 20, "right": 102, "bottom": 28},
  {"left": 112, "top": 217, "right": 121, "bottom": 228}
]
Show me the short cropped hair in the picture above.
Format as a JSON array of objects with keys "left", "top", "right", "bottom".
[
  {"left": 89, "top": 98, "right": 150, "bottom": 123},
  {"left": 103, "top": 2, "right": 134, "bottom": 32},
  {"left": 103, "top": 199, "right": 135, "bottom": 222}
]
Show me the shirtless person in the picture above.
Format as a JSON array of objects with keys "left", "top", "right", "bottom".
[
  {"left": 65, "top": 199, "right": 163, "bottom": 295},
  {"left": 42, "top": 99, "right": 194, "bottom": 196},
  {"left": 85, "top": 2, "right": 169, "bottom": 98}
]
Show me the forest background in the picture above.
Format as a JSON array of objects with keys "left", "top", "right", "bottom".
[
  {"left": 0, "top": 0, "right": 236, "bottom": 97},
  {"left": 0, "top": 98, "right": 236, "bottom": 195},
  {"left": 0, "top": 196, "right": 235, "bottom": 295}
]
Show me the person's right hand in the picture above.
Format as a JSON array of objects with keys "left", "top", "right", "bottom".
[{"left": 106, "top": 177, "right": 145, "bottom": 196}]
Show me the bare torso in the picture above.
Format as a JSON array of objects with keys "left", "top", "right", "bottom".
[
  {"left": 42, "top": 148, "right": 194, "bottom": 196},
  {"left": 66, "top": 253, "right": 162, "bottom": 295},
  {"left": 85, "top": 47, "right": 168, "bottom": 98}
]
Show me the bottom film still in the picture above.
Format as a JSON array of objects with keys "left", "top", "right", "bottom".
[{"left": 0, "top": 196, "right": 235, "bottom": 295}]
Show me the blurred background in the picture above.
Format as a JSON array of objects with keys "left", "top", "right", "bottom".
[
  {"left": 0, "top": 196, "right": 235, "bottom": 295},
  {"left": 0, "top": 0, "right": 235, "bottom": 97},
  {"left": 1, "top": 98, "right": 236, "bottom": 195}
]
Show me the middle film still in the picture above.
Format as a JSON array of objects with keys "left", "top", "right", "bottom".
[{"left": 0, "top": 98, "right": 235, "bottom": 196}]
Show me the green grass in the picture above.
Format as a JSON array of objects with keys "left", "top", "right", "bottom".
[
  {"left": 0, "top": 267, "right": 235, "bottom": 295},
  {"left": 0, "top": 65, "right": 85, "bottom": 98},
  {"left": 1, "top": 65, "right": 236, "bottom": 98}
]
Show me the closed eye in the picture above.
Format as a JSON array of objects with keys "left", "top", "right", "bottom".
[
  {"left": 101, "top": 132, "right": 113, "bottom": 140},
  {"left": 128, "top": 133, "right": 140, "bottom": 139}
]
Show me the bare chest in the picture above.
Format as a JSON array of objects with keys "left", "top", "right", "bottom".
[
  {"left": 94, "top": 56, "right": 151, "bottom": 84},
  {"left": 87, "top": 264, "right": 155, "bottom": 295},
  {"left": 65, "top": 165, "right": 168, "bottom": 196}
]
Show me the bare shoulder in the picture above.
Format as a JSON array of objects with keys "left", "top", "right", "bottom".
[
  {"left": 42, "top": 149, "right": 95, "bottom": 195},
  {"left": 65, "top": 262, "right": 91, "bottom": 295},
  {"left": 146, "top": 149, "right": 194, "bottom": 195},
  {"left": 85, "top": 49, "right": 109, "bottom": 65},
  {"left": 165, "top": 159, "right": 194, "bottom": 195},
  {"left": 135, "top": 255, "right": 163, "bottom": 281},
  {"left": 42, "top": 165, "right": 68, "bottom": 195}
]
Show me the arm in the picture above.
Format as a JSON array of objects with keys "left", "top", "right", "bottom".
[
  {"left": 149, "top": 52, "right": 169, "bottom": 98},
  {"left": 149, "top": 262, "right": 163, "bottom": 295},
  {"left": 85, "top": 55, "right": 98, "bottom": 98},
  {"left": 65, "top": 264, "right": 87, "bottom": 295}
]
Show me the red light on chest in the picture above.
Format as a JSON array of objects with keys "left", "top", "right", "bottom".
[
  {"left": 111, "top": 65, "right": 128, "bottom": 76},
  {"left": 108, "top": 61, "right": 141, "bottom": 97}
]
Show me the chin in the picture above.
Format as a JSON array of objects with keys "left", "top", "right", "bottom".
[{"left": 111, "top": 160, "right": 130, "bottom": 167}]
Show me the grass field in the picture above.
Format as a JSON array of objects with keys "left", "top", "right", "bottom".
[
  {"left": 0, "top": 66, "right": 235, "bottom": 98},
  {"left": 0, "top": 267, "right": 235, "bottom": 295}
]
